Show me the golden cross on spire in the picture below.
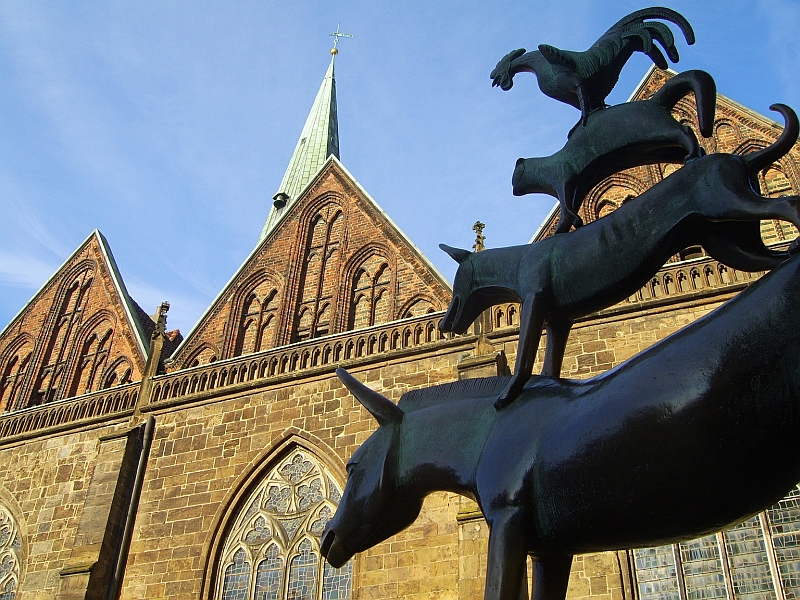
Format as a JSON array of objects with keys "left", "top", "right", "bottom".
[{"left": 330, "top": 23, "right": 354, "bottom": 55}]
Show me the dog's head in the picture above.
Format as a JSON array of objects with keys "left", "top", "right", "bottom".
[{"left": 438, "top": 245, "right": 491, "bottom": 334}]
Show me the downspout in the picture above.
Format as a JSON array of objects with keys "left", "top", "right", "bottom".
[{"left": 107, "top": 414, "right": 155, "bottom": 600}]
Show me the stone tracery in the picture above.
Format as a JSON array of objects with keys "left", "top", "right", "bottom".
[
  {"left": 0, "top": 504, "right": 21, "bottom": 600},
  {"left": 217, "top": 448, "right": 351, "bottom": 600}
]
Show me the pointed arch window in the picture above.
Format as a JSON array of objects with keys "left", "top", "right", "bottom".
[
  {"left": 216, "top": 448, "right": 352, "bottom": 600},
  {"left": 632, "top": 484, "right": 800, "bottom": 600},
  {"left": 0, "top": 504, "right": 21, "bottom": 600},
  {"left": 69, "top": 322, "right": 113, "bottom": 398},
  {"left": 235, "top": 284, "right": 280, "bottom": 357},
  {"left": 0, "top": 341, "right": 32, "bottom": 413},
  {"left": 34, "top": 267, "right": 94, "bottom": 406},
  {"left": 294, "top": 204, "right": 345, "bottom": 342},
  {"left": 348, "top": 255, "right": 392, "bottom": 330}
]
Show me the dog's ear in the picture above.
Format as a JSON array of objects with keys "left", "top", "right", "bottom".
[{"left": 439, "top": 244, "right": 471, "bottom": 264}]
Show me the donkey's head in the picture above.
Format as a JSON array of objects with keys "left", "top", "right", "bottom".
[{"left": 321, "top": 369, "right": 423, "bottom": 568}]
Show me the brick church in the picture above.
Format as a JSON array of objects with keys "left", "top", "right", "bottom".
[{"left": 1, "top": 46, "right": 800, "bottom": 600}]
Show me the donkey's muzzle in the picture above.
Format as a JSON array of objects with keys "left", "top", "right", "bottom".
[
  {"left": 321, "top": 528, "right": 334, "bottom": 557},
  {"left": 320, "top": 528, "right": 351, "bottom": 568}
]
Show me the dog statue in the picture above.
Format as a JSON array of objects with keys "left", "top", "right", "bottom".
[
  {"left": 512, "top": 70, "right": 716, "bottom": 233},
  {"left": 440, "top": 104, "right": 800, "bottom": 408}
]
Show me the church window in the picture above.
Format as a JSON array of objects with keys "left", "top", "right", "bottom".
[
  {"left": 221, "top": 548, "right": 250, "bottom": 600},
  {"left": 216, "top": 448, "right": 352, "bottom": 600},
  {"left": 69, "top": 323, "right": 113, "bottom": 398},
  {"left": 402, "top": 298, "right": 435, "bottom": 319},
  {"left": 348, "top": 256, "right": 391, "bottom": 330},
  {"left": 101, "top": 357, "right": 132, "bottom": 390},
  {"left": 0, "top": 504, "right": 21, "bottom": 600},
  {"left": 189, "top": 346, "right": 218, "bottom": 368},
  {"left": 633, "top": 485, "right": 800, "bottom": 600},
  {"left": 0, "top": 340, "right": 32, "bottom": 413},
  {"left": 235, "top": 285, "right": 280, "bottom": 356},
  {"left": 34, "top": 268, "right": 94, "bottom": 406},
  {"left": 294, "top": 205, "right": 345, "bottom": 342}
]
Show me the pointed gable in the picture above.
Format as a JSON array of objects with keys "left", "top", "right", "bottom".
[
  {"left": 0, "top": 231, "right": 152, "bottom": 411},
  {"left": 171, "top": 157, "right": 452, "bottom": 370},
  {"left": 532, "top": 67, "right": 800, "bottom": 243}
]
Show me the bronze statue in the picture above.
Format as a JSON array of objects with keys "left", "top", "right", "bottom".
[
  {"left": 491, "top": 7, "right": 695, "bottom": 125},
  {"left": 512, "top": 70, "right": 715, "bottom": 233},
  {"left": 440, "top": 105, "right": 800, "bottom": 408},
  {"left": 323, "top": 253, "right": 800, "bottom": 600},
  {"left": 325, "top": 8, "right": 800, "bottom": 600}
]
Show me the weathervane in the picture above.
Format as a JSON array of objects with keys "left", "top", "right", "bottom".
[{"left": 330, "top": 23, "right": 353, "bottom": 55}]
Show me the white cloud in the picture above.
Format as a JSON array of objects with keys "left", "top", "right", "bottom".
[{"left": 0, "top": 252, "right": 56, "bottom": 289}]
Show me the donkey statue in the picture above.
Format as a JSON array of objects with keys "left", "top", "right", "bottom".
[
  {"left": 322, "top": 252, "right": 800, "bottom": 600},
  {"left": 440, "top": 104, "right": 800, "bottom": 408}
]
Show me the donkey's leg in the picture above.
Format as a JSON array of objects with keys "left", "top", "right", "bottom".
[
  {"left": 485, "top": 509, "right": 529, "bottom": 600},
  {"left": 541, "top": 319, "right": 574, "bottom": 378},
  {"left": 531, "top": 555, "right": 573, "bottom": 600},
  {"left": 496, "top": 293, "right": 546, "bottom": 409}
]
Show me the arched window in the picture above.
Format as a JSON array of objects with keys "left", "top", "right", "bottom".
[
  {"left": 293, "top": 204, "right": 345, "bottom": 342},
  {"left": 235, "top": 285, "right": 280, "bottom": 356},
  {"left": 0, "top": 340, "right": 32, "bottom": 413},
  {"left": 348, "top": 256, "right": 391, "bottom": 330},
  {"left": 0, "top": 504, "right": 21, "bottom": 599},
  {"left": 401, "top": 298, "right": 435, "bottom": 319},
  {"left": 216, "top": 448, "right": 352, "bottom": 600},
  {"left": 69, "top": 323, "right": 113, "bottom": 398},
  {"left": 34, "top": 268, "right": 94, "bottom": 406}
]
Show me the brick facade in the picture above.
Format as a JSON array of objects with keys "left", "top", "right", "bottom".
[
  {"left": 170, "top": 158, "right": 451, "bottom": 371},
  {"left": 0, "top": 232, "right": 153, "bottom": 414}
]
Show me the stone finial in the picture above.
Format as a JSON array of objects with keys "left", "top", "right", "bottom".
[
  {"left": 153, "top": 301, "right": 170, "bottom": 339},
  {"left": 473, "top": 221, "right": 486, "bottom": 252}
]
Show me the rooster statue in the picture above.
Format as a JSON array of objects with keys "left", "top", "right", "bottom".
[{"left": 491, "top": 7, "right": 695, "bottom": 125}]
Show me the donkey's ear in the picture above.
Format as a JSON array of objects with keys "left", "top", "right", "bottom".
[
  {"left": 439, "top": 244, "right": 471, "bottom": 264},
  {"left": 336, "top": 368, "right": 403, "bottom": 426}
]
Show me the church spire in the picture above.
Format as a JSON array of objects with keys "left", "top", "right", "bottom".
[{"left": 259, "top": 46, "right": 343, "bottom": 241}]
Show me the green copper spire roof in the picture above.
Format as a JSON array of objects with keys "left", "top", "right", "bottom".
[{"left": 260, "top": 53, "right": 340, "bottom": 240}]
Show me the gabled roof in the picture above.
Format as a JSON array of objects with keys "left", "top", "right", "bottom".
[
  {"left": 260, "top": 54, "right": 340, "bottom": 241},
  {"left": 172, "top": 155, "right": 451, "bottom": 361},
  {"left": 0, "top": 230, "right": 151, "bottom": 359}
]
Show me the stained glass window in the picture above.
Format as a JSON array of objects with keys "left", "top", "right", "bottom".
[
  {"left": 681, "top": 534, "right": 727, "bottom": 600},
  {"left": 635, "top": 544, "right": 680, "bottom": 600},
  {"left": 634, "top": 485, "right": 800, "bottom": 600},
  {"left": 216, "top": 448, "right": 352, "bottom": 600},
  {"left": 767, "top": 487, "right": 800, "bottom": 600},
  {"left": 0, "top": 504, "right": 20, "bottom": 600}
]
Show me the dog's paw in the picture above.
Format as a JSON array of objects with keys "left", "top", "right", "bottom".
[{"left": 494, "top": 383, "right": 519, "bottom": 410}]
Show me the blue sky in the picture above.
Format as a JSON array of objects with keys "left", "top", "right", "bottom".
[{"left": 0, "top": 1, "right": 798, "bottom": 335}]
